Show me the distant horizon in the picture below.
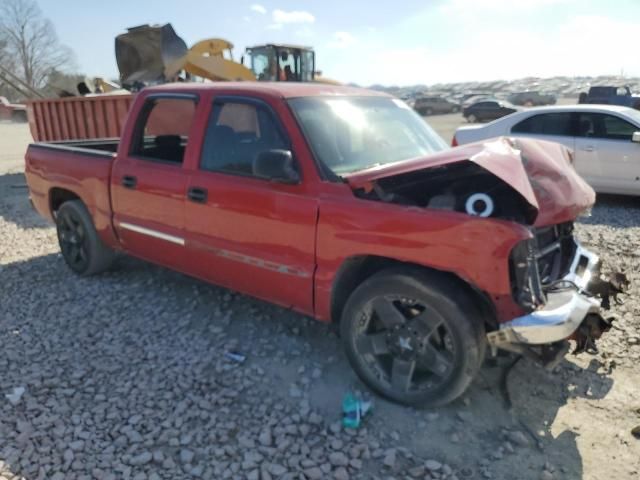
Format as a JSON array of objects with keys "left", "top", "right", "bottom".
[{"left": 37, "top": 0, "right": 640, "bottom": 86}]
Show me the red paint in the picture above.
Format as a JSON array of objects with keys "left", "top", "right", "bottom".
[{"left": 25, "top": 83, "right": 595, "bottom": 327}]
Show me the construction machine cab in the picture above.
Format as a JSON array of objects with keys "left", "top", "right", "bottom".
[{"left": 244, "top": 44, "right": 315, "bottom": 82}]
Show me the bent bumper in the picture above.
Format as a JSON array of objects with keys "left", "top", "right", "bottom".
[{"left": 488, "top": 240, "right": 601, "bottom": 346}]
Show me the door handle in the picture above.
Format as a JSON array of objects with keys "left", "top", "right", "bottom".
[
  {"left": 122, "top": 175, "right": 137, "bottom": 189},
  {"left": 187, "top": 187, "right": 208, "bottom": 203},
  {"left": 581, "top": 146, "right": 595, "bottom": 152}
]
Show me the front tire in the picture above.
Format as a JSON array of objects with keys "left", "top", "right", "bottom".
[
  {"left": 55, "top": 200, "right": 115, "bottom": 276},
  {"left": 340, "top": 268, "right": 486, "bottom": 407},
  {"left": 467, "top": 114, "right": 477, "bottom": 123}
]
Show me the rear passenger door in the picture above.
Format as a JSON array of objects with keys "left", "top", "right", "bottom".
[
  {"left": 510, "top": 112, "right": 575, "bottom": 151},
  {"left": 184, "top": 97, "right": 318, "bottom": 314},
  {"left": 574, "top": 112, "right": 640, "bottom": 193},
  {"left": 111, "top": 94, "right": 198, "bottom": 269}
]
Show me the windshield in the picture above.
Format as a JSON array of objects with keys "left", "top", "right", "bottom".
[
  {"left": 248, "top": 47, "right": 277, "bottom": 81},
  {"left": 288, "top": 96, "right": 448, "bottom": 175}
]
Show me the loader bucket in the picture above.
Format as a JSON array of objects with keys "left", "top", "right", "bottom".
[{"left": 115, "top": 24, "right": 188, "bottom": 85}]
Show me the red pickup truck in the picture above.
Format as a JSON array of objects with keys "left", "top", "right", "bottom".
[{"left": 25, "top": 83, "right": 616, "bottom": 406}]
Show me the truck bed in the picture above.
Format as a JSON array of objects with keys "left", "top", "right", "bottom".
[{"left": 25, "top": 139, "right": 119, "bottom": 248}]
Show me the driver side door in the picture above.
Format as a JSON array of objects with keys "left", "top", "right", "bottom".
[{"left": 184, "top": 97, "right": 318, "bottom": 314}]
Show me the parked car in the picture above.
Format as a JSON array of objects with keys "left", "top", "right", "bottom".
[
  {"left": 508, "top": 91, "right": 557, "bottom": 106},
  {"left": 459, "top": 92, "right": 493, "bottom": 105},
  {"left": 413, "top": 96, "right": 460, "bottom": 115},
  {"left": 578, "top": 85, "right": 640, "bottom": 109},
  {"left": 463, "top": 98, "right": 519, "bottom": 123},
  {"left": 0, "top": 96, "right": 27, "bottom": 122},
  {"left": 453, "top": 105, "right": 640, "bottom": 196},
  {"left": 26, "top": 83, "right": 617, "bottom": 407},
  {"left": 460, "top": 94, "right": 491, "bottom": 108}
]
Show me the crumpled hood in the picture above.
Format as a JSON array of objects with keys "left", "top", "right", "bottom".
[{"left": 344, "top": 137, "right": 595, "bottom": 227}]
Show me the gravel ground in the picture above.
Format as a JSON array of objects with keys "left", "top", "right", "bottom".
[{"left": 1, "top": 122, "right": 640, "bottom": 480}]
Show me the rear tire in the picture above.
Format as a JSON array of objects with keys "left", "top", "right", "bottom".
[
  {"left": 467, "top": 114, "right": 477, "bottom": 123},
  {"left": 340, "top": 268, "right": 486, "bottom": 407},
  {"left": 55, "top": 200, "right": 115, "bottom": 276},
  {"left": 451, "top": 106, "right": 460, "bottom": 113}
]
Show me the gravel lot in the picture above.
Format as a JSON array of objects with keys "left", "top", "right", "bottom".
[{"left": 1, "top": 120, "right": 639, "bottom": 480}]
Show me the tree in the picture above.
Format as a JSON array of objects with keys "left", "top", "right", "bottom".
[{"left": 0, "top": 0, "right": 75, "bottom": 91}]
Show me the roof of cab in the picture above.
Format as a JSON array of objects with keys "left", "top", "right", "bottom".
[{"left": 145, "top": 82, "right": 390, "bottom": 99}]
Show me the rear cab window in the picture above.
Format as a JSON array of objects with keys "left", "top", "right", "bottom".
[{"left": 130, "top": 97, "right": 197, "bottom": 165}]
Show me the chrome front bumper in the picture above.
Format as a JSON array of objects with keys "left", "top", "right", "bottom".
[{"left": 488, "top": 240, "right": 601, "bottom": 346}]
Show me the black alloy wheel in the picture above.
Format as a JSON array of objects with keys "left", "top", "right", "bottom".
[
  {"left": 56, "top": 207, "right": 89, "bottom": 273},
  {"left": 341, "top": 268, "right": 486, "bottom": 406}
]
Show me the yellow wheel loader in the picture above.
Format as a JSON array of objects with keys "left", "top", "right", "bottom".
[{"left": 115, "top": 24, "right": 337, "bottom": 87}]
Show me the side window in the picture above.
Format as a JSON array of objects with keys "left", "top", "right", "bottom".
[
  {"left": 130, "top": 98, "right": 196, "bottom": 164},
  {"left": 511, "top": 113, "right": 572, "bottom": 136},
  {"left": 602, "top": 115, "right": 637, "bottom": 140},
  {"left": 200, "top": 101, "right": 288, "bottom": 176},
  {"left": 577, "top": 113, "right": 637, "bottom": 140}
]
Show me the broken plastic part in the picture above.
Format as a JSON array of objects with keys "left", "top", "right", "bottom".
[
  {"left": 224, "top": 351, "right": 246, "bottom": 363},
  {"left": 5, "top": 386, "right": 25, "bottom": 406},
  {"left": 342, "top": 392, "right": 373, "bottom": 429}
]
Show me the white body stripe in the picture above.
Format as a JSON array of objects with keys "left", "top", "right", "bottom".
[{"left": 119, "top": 222, "right": 185, "bottom": 245}]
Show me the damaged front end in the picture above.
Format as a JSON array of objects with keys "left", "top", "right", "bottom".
[
  {"left": 344, "top": 137, "right": 628, "bottom": 365},
  {"left": 487, "top": 225, "right": 628, "bottom": 365}
]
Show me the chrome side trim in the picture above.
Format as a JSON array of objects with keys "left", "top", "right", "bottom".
[{"left": 119, "top": 222, "right": 185, "bottom": 246}]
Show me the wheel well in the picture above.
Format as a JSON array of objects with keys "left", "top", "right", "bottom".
[
  {"left": 330, "top": 256, "right": 497, "bottom": 329},
  {"left": 50, "top": 188, "right": 81, "bottom": 215}
]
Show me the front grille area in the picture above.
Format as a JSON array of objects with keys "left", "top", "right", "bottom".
[{"left": 533, "top": 222, "right": 577, "bottom": 285}]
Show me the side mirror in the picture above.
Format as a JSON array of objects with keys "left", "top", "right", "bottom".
[
  {"left": 632, "top": 132, "right": 640, "bottom": 143},
  {"left": 253, "top": 149, "right": 300, "bottom": 184}
]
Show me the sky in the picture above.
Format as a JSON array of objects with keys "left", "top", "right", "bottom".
[{"left": 38, "top": 0, "right": 640, "bottom": 86}]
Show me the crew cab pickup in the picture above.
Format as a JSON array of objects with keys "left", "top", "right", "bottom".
[{"left": 25, "top": 83, "right": 621, "bottom": 407}]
